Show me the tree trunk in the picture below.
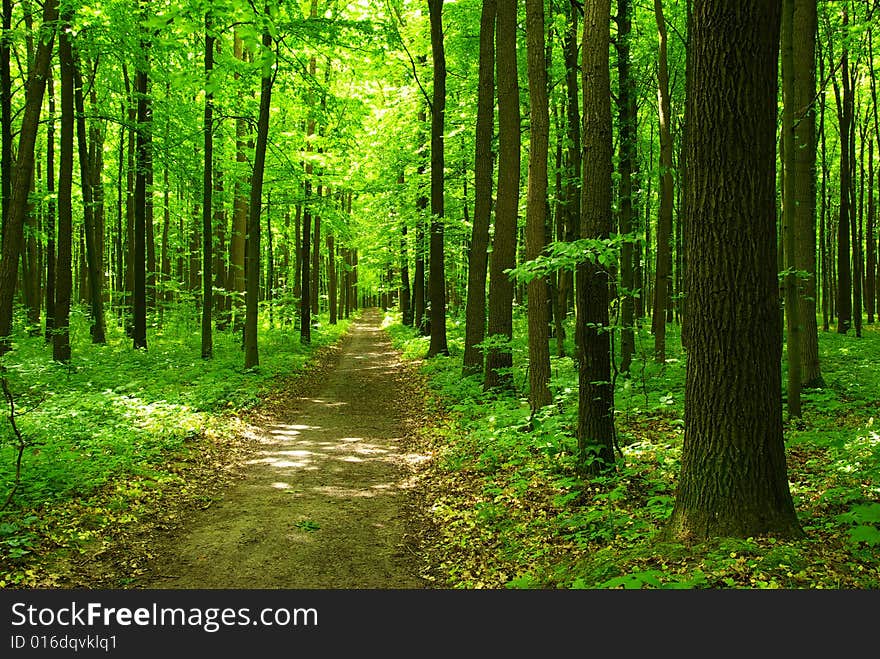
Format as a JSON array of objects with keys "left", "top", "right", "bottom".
[
  {"left": 617, "top": 0, "right": 636, "bottom": 373},
  {"left": 0, "top": 0, "right": 57, "bottom": 355},
  {"left": 44, "top": 70, "right": 56, "bottom": 342},
  {"left": 73, "top": 52, "right": 106, "bottom": 344},
  {"left": 791, "top": 0, "right": 822, "bottom": 386},
  {"left": 484, "top": 0, "right": 519, "bottom": 389},
  {"left": 781, "top": 0, "right": 802, "bottom": 418},
  {"left": 244, "top": 17, "right": 273, "bottom": 368},
  {"left": 54, "top": 10, "right": 74, "bottom": 362},
  {"left": 201, "top": 14, "right": 215, "bottom": 359},
  {"left": 577, "top": 0, "right": 616, "bottom": 474},
  {"left": 665, "top": 0, "right": 802, "bottom": 541},
  {"left": 231, "top": 31, "right": 248, "bottom": 335},
  {"left": 1, "top": 0, "right": 12, "bottom": 247},
  {"left": 462, "top": 0, "right": 496, "bottom": 375},
  {"left": 652, "top": 0, "right": 674, "bottom": 364},
  {"left": 132, "top": 54, "right": 149, "bottom": 351},
  {"left": 427, "top": 0, "right": 448, "bottom": 357},
  {"left": 525, "top": 0, "right": 551, "bottom": 410}
]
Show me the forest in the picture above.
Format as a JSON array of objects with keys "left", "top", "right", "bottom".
[{"left": 0, "top": 0, "right": 878, "bottom": 591}]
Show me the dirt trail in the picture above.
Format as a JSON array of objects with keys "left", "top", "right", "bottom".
[{"left": 142, "top": 309, "right": 431, "bottom": 589}]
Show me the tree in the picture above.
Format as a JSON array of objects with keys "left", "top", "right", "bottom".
[
  {"left": 791, "top": 0, "right": 823, "bottom": 387},
  {"left": 577, "top": 0, "right": 616, "bottom": 474},
  {"left": 202, "top": 13, "right": 215, "bottom": 360},
  {"left": 54, "top": 7, "right": 75, "bottom": 363},
  {"left": 525, "top": 0, "right": 551, "bottom": 411},
  {"left": 132, "top": 27, "right": 151, "bottom": 351},
  {"left": 484, "top": 0, "right": 520, "bottom": 390},
  {"left": 665, "top": 0, "right": 802, "bottom": 541},
  {"left": 462, "top": 0, "right": 496, "bottom": 376},
  {"left": 651, "top": 0, "right": 674, "bottom": 364},
  {"left": 0, "top": 0, "right": 57, "bottom": 355},
  {"left": 616, "top": 0, "right": 637, "bottom": 373},
  {"left": 426, "top": 0, "right": 448, "bottom": 358},
  {"left": 244, "top": 8, "right": 275, "bottom": 369},
  {"left": 781, "top": 0, "right": 802, "bottom": 418}
]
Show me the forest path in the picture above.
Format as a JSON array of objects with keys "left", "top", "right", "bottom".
[{"left": 141, "top": 309, "right": 430, "bottom": 588}]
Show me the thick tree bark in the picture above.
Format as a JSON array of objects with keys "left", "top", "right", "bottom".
[
  {"left": 525, "top": 0, "right": 551, "bottom": 411},
  {"left": 577, "top": 0, "right": 616, "bottom": 474},
  {"left": 202, "top": 15, "right": 215, "bottom": 359},
  {"left": 244, "top": 20, "right": 273, "bottom": 368},
  {"left": 0, "top": 0, "right": 57, "bottom": 355},
  {"left": 652, "top": 0, "right": 674, "bottom": 363},
  {"left": 665, "top": 0, "right": 802, "bottom": 541},
  {"left": 462, "top": 0, "right": 496, "bottom": 375},
  {"left": 484, "top": 0, "right": 520, "bottom": 390},
  {"left": 427, "top": 0, "right": 448, "bottom": 357}
]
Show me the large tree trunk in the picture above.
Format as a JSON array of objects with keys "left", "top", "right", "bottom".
[
  {"left": 524, "top": 0, "right": 551, "bottom": 411},
  {"left": 1, "top": 0, "right": 12, "bottom": 246},
  {"left": 652, "top": 0, "right": 674, "bottom": 363},
  {"left": 665, "top": 0, "right": 802, "bottom": 541},
  {"left": 462, "top": 0, "right": 496, "bottom": 376},
  {"left": 427, "top": 0, "right": 448, "bottom": 357},
  {"left": 0, "top": 0, "right": 58, "bottom": 355},
  {"left": 484, "top": 0, "right": 519, "bottom": 390},
  {"left": 244, "top": 18, "right": 273, "bottom": 369},
  {"left": 577, "top": 0, "right": 616, "bottom": 474}
]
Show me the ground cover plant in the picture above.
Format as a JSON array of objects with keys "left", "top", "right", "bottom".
[
  {"left": 386, "top": 311, "right": 880, "bottom": 589},
  {"left": 0, "top": 306, "right": 349, "bottom": 587}
]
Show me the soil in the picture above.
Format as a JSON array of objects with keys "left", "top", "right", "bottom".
[{"left": 138, "top": 309, "right": 435, "bottom": 589}]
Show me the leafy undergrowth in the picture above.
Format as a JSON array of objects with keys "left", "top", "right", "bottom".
[
  {"left": 386, "top": 312, "right": 880, "bottom": 589},
  {"left": 0, "top": 305, "right": 350, "bottom": 587}
]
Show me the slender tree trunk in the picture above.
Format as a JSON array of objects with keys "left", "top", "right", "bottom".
[
  {"left": 1, "top": 0, "right": 12, "bottom": 247},
  {"left": 54, "top": 10, "right": 74, "bottom": 362},
  {"left": 665, "top": 0, "right": 801, "bottom": 541},
  {"left": 525, "top": 0, "right": 551, "bottom": 410},
  {"left": 577, "top": 0, "right": 616, "bottom": 473},
  {"left": 132, "top": 50, "right": 150, "bottom": 351},
  {"left": 790, "top": 0, "right": 822, "bottom": 386},
  {"left": 0, "top": 0, "right": 57, "bottom": 354},
  {"left": 829, "top": 8, "right": 852, "bottom": 334},
  {"left": 201, "top": 14, "right": 215, "bottom": 359},
  {"left": 484, "top": 0, "right": 519, "bottom": 389},
  {"left": 462, "top": 0, "right": 496, "bottom": 375},
  {"left": 617, "top": 0, "right": 636, "bottom": 373},
  {"left": 399, "top": 175, "right": 412, "bottom": 327},
  {"left": 782, "top": 0, "right": 802, "bottom": 418},
  {"left": 231, "top": 31, "right": 248, "bottom": 335},
  {"left": 72, "top": 52, "right": 106, "bottom": 344},
  {"left": 427, "top": 0, "right": 448, "bottom": 357},
  {"left": 652, "top": 0, "right": 674, "bottom": 363},
  {"left": 244, "top": 16, "right": 273, "bottom": 368},
  {"left": 45, "top": 70, "right": 56, "bottom": 342},
  {"left": 414, "top": 110, "right": 427, "bottom": 335}
]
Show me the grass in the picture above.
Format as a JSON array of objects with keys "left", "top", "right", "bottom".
[
  {"left": 0, "top": 302, "right": 350, "bottom": 586},
  {"left": 386, "top": 308, "right": 880, "bottom": 589}
]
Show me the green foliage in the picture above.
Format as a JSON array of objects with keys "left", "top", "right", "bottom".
[
  {"left": 389, "top": 314, "right": 880, "bottom": 590},
  {"left": 0, "top": 304, "right": 348, "bottom": 577}
]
